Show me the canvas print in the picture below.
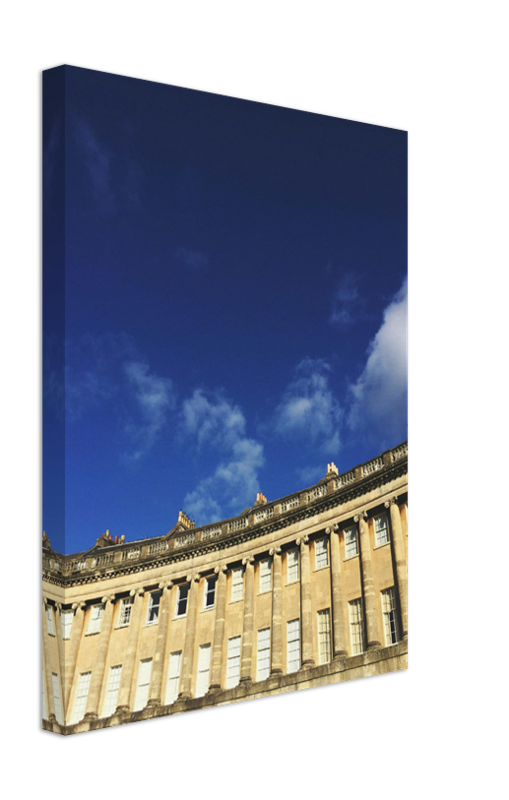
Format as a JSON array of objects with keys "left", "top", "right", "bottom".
[{"left": 42, "top": 65, "right": 408, "bottom": 735}]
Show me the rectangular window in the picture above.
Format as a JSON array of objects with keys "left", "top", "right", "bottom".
[
  {"left": 231, "top": 568, "right": 244, "bottom": 602},
  {"left": 176, "top": 584, "right": 189, "bottom": 617},
  {"left": 42, "top": 669, "right": 48, "bottom": 720},
  {"left": 204, "top": 577, "right": 216, "bottom": 609},
  {"left": 71, "top": 672, "right": 92, "bottom": 724},
  {"left": 117, "top": 597, "right": 133, "bottom": 628},
  {"left": 349, "top": 599, "right": 364, "bottom": 654},
  {"left": 146, "top": 590, "right": 162, "bottom": 625},
  {"left": 287, "top": 549, "right": 299, "bottom": 583},
  {"left": 195, "top": 643, "right": 211, "bottom": 698},
  {"left": 257, "top": 628, "right": 271, "bottom": 681},
  {"left": 86, "top": 604, "right": 104, "bottom": 635},
  {"left": 134, "top": 658, "right": 152, "bottom": 712},
  {"left": 102, "top": 665, "right": 122, "bottom": 717},
  {"left": 259, "top": 559, "right": 271, "bottom": 593},
  {"left": 344, "top": 527, "right": 359, "bottom": 558},
  {"left": 165, "top": 651, "right": 182, "bottom": 705},
  {"left": 381, "top": 588, "right": 398, "bottom": 645},
  {"left": 61, "top": 609, "right": 74, "bottom": 640},
  {"left": 46, "top": 605, "right": 55, "bottom": 636},
  {"left": 287, "top": 619, "right": 300, "bottom": 672},
  {"left": 315, "top": 538, "right": 329, "bottom": 569},
  {"left": 52, "top": 673, "right": 63, "bottom": 725},
  {"left": 226, "top": 636, "right": 241, "bottom": 688},
  {"left": 317, "top": 609, "right": 331, "bottom": 664},
  {"left": 374, "top": 513, "right": 390, "bottom": 546}
]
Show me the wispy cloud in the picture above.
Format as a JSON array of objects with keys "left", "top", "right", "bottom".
[
  {"left": 347, "top": 279, "right": 407, "bottom": 441},
  {"left": 72, "top": 117, "right": 114, "bottom": 212},
  {"left": 124, "top": 362, "right": 176, "bottom": 461},
  {"left": 182, "top": 390, "right": 264, "bottom": 524},
  {"left": 274, "top": 358, "right": 342, "bottom": 455},
  {"left": 330, "top": 273, "right": 365, "bottom": 327},
  {"left": 176, "top": 247, "right": 209, "bottom": 270}
]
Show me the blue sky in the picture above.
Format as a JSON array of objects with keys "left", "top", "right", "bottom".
[{"left": 43, "top": 66, "right": 407, "bottom": 555}]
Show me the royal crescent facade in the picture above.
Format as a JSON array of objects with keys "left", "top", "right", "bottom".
[{"left": 42, "top": 441, "right": 408, "bottom": 735}]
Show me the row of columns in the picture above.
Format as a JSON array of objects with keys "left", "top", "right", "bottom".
[{"left": 45, "top": 495, "right": 407, "bottom": 720}]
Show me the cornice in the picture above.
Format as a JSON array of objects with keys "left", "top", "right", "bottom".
[{"left": 43, "top": 453, "right": 407, "bottom": 589}]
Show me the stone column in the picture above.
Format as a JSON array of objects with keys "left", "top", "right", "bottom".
[
  {"left": 147, "top": 582, "right": 173, "bottom": 707},
  {"left": 327, "top": 525, "right": 347, "bottom": 659},
  {"left": 178, "top": 574, "right": 200, "bottom": 699},
  {"left": 270, "top": 547, "right": 283, "bottom": 675},
  {"left": 385, "top": 497, "right": 408, "bottom": 640},
  {"left": 356, "top": 511, "right": 381, "bottom": 649},
  {"left": 42, "top": 598, "right": 56, "bottom": 720},
  {"left": 240, "top": 556, "right": 255, "bottom": 683},
  {"left": 297, "top": 536, "right": 315, "bottom": 668},
  {"left": 209, "top": 566, "right": 227, "bottom": 691},
  {"left": 64, "top": 602, "right": 86, "bottom": 714},
  {"left": 55, "top": 603, "right": 66, "bottom": 705},
  {"left": 115, "top": 588, "right": 145, "bottom": 713},
  {"left": 84, "top": 595, "right": 115, "bottom": 720}
]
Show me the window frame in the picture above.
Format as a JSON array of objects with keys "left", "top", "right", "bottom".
[
  {"left": 314, "top": 537, "right": 329, "bottom": 569},
  {"left": 86, "top": 603, "right": 104, "bottom": 635},
  {"left": 116, "top": 596, "right": 133, "bottom": 628},
  {"left": 226, "top": 635, "right": 241, "bottom": 688},
  {"left": 286, "top": 618, "right": 300, "bottom": 673},
  {"left": 195, "top": 643, "right": 211, "bottom": 698},
  {"left": 381, "top": 587, "right": 399, "bottom": 645},
  {"left": 133, "top": 658, "right": 152, "bottom": 712},
  {"left": 60, "top": 609, "right": 74, "bottom": 640},
  {"left": 374, "top": 513, "right": 390, "bottom": 547},
  {"left": 259, "top": 558, "right": 272, "bottom": 593},
  {"left": 317, "top": 608, "right": 331, "bottom": 664},
  {"left": 230, "top": 568, "right": 244, "bottom": 602},
  {"left": 203, "top": 576, "right": 216, "bottom": 610},
  {"left": 256, "top": 627, "right": 271, "bottom": 681},
  {"left": 344, "top": 526, "right": 359, "bottom": 558},
  {"left": 175, "top": 583, "right": 189, "bottom": 618},
  {"left": 165, "top": 651, "right": 182, "bottom": 705},
  {"left": 348, "top": 598, "right": 364, "bottom": 654},
  {"left": 287, "top": 549, "right": 299, "bottom": 583},
  {"left": 46, "top": 604, "right": 55, "bottom": 636},
  {"left": 102, "top": 665, "right": 122, "bottom": 718},
  {"left": 146, "top": 590, "right": 162, "bottom": 625}
]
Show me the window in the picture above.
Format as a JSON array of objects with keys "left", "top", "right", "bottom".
[
  {"left": 195, "top": 644, "right": 211, "bottom": 697},
  {"left": 52, "top": 673, "right": 63, "bottom": 725},
  {"left": 176, "top": 584, "right": 189, "bottom": 617},
  {"left": 102, "top": 665, "right": 122, "bottom": 717},
  {"left": 134, "top": 658, "right": 152, "bottom": 712},
  {"left": 226, "top": 636, "right": 241, "bottom": 688},
  {"left": 61, "top": 609, "right": 73, "bottom": 640},
  {"left": 381, "top": 588, "right": 398, "bottom": 645},
  {"left": 46, "top": 605, "right": 55, "bottom": 636},
  {"left": 204, "top": 577, "right": 216, "bottom": 609},
  {"left": 287, "top": 619, "right": 300, "bottom": 672},
  {"left": 117, "top": 597, "right": 133, "bottom": 628},
  {"left": 71, "top": 672, "right": 91, "bottom": 724},
  {"left": 165, "top": 651, "right": 182, "bottom": 705},
  {"left": 374, "top": 513, "right": 390, "bottom": 546},
  {"left": 257, "top": 628, "right": 271, "bottom": 681},
  {"left": 344, "top": 527, "right": 359, "bottom": 558},
  {"left": 287, "top": 549, "right": 299, "bottom": 583},
  {"left": 86, "top": 604, "right": 104, "bottom": 635},
  {"left": 259, "top": 559, "right": 271, "bottom": 593},
  {"left": 231, "top": 568, "right": 244, "bottom": 602},
  {"left": 146, "top": 590, "right": 161, "bottom": 625},
  {"left": 317, "top": 609, "right": 331, "bottom": 664},
  {"left": 315, "top": 538, "right": 329, "bottom": 569},
  {"left": 42, "top": 670, "right": 48, "bottom": 720},
  {"left": 349, "top": 599, "right": 364, "bottom": 654}
]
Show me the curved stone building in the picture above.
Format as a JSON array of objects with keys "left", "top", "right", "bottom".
[{"left": 42, "top": 441, "right": 408, "bottom": 735}]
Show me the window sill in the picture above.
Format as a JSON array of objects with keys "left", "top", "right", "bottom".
[
  {"left": 258, "top": 589, "right": 271, "bottom": 596},
  {"left": 229, "top": 598, "right": 243, "bottom": 604},
  {"left": 174, "top": 614, "right": 187, "bottom": 620},
  {"left": 313, "top": 565, "right": 330, "bottom": 572},
  {"left": 286, "top": 579, "right": 300, "bottom": 586},
  {"left": 374, "top": 541, "right": 391, "bottom": 551},
  {"left": 202, "top": 606, "right": 214, "bottom": 613},
  {"left": 343, "top": 554, "right": 359, "bottom": 562},
  {"left": 145, "top": 621, "right": 159, "bottom": 627},
  {"left": 85, "top": 631, "right": 100, "bottom": 636}
]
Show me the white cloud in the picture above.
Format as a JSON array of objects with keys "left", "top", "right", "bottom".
[
  {"left": 274, "top": 358, "right": 342, "bottom": 455},
  {"left": 182, "top": 390, "right": 264, "bottom": 524},
  {"left": 348, "top": 279, "right": 407, "bottom": 441},
  {"left": 330, "top": 273, "right": 364, "bottom": 327},
  {"left": 124, "top": 361, "right": 176, "bottom": 460}
]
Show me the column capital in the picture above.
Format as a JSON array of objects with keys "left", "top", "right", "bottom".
[
  {"left": 325, "top": 523, "right": 339, "bottom": 534},
  {"left": 214, "top": 564, "right": 227, "bottom": 574},
  {"left": 186, "top": 573, "right": 200, "bottom": 583},
  {"left": 242, "top": 556, "right": 254, "bottom": 566},
  {"left": 56, "top": 602, "right": 62, "bottom": 611},
  {"left": 101, "top": 594, "right": 115, "bottom": 604},
  {"left": 354, "top": 510, "right": 368, "bottom": 523},
  {"left": 296, "top": 535, "right": 309, "bottom": 546},
  {"left": 384, "top": 496, "right": 399, "bottom": 508},
  {"left": 158, "top": 580, "right": 173, "bottom": 591},
  {"left": 129, "top": 587, "right": 145, "bottom": 597},
  {"left": 269, "top": 546, "right": 281, "bottom": 556}
]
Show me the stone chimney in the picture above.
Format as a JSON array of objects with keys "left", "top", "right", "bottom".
[
  {"left": 178, "top": 510, "right": 195, "bottom": 529},
  {"left": 254, "top": 492, "right": 267, "bottom": 507},
  {"left": 326, "top": 462, "right": 339, "bottom": 475}
]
